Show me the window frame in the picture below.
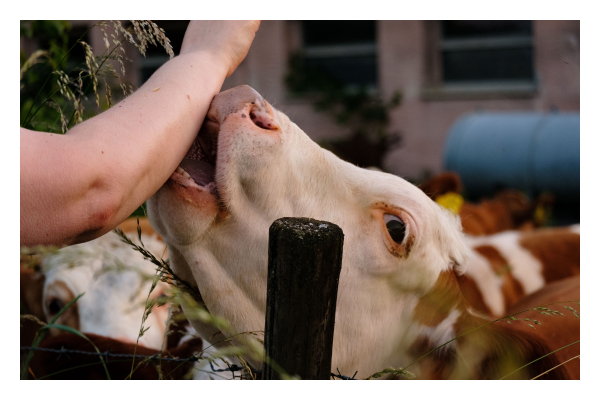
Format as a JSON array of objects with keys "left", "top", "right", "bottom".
[
  {"left": 300, "top": 21, "right": 379, "bottom": 92},
  {"left": 422, "top": 20, "right": 538, "bottom": 101}
]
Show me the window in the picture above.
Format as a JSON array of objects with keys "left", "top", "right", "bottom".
[
  {"left": 301, "top": 21, "right": 377, "bottom": 88},
  {"left": 424, "top": 20, "right": 536, "bottom": 99},
  {"left": 441, "top": 21, "right": 534, "bottom": 83}
]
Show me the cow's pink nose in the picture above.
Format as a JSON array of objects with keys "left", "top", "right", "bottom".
[
  {"left": 207, "top": 85, "right": 278, "bottom": 131},
  {"left": 247, "top": 102, "right": 278, "bottom": 131}
]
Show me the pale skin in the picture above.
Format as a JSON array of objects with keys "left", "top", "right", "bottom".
[{"left": 21, "top": 21, "right": 260, "bottom": 247}]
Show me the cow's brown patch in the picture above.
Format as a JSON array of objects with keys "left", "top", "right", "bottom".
[
  {"left": 505, "top": 276, "right": 580, "bottom": 379},
  {"left": 411, "top": 271, "right": 577, "bottom": 379},
  {"left": 454, "top": 312, "right": 573, "bottom": 379},
  {"left": 414, "top": 270, "right": 464, "bottom": 327},
  {"left": 165, "top": 305, "right": 193, "bottom": 350},
  {"left": 459, "top": 210, "right": 487, "bottom": 235},
  {"left": 460, "top": 202, "right": 514, "bottom": 236},
  {"left": 406, "top": 335, "right": 456, "bottom": 380},
  {"left": 519, "top": 229, "right": 580, "bottom": 283},
  {"left": 29, "top": 332, "right": 204, "bottom": 380},
  {"left": 474, "top": 245, "right": 525, "bottom": 311},
  {"left": 21, "top": 269, "right": 46, "bottom": 320},
  {"left": 21, "top": 269, "right": 47, "bottom": 350},
  {"left": 456, "top": 273, "right": 492, "bottom": 316}
]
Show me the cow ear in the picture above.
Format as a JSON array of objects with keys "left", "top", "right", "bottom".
[
  {"left": 20, "top": 269, "right": 46, "bottom": 320},
  {"left": 418, "top": 172, "right": 463, "bottom": 200}
]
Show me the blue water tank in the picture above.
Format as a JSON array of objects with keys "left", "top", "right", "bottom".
[{"left": 443, "top": 112, "right": 580, "bottom": 201}]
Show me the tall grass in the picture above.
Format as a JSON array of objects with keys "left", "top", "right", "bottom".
[
  {"left": 115, "top": 221, "right": 294, "bottom": 380},
  {"left": 20, "top": 20, "right": 173, "bottom": 134}
]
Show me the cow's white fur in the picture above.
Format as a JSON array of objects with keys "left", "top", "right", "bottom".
[
  {"left": 418, "top": 308, "right": 462, "bottom": 349},
  {"left": 461, "top": 249, "right": 506, "bottom": 316},
  {"left": 466, "top": 231, "right": 545, "bottom": 295},
  {"left": 41, "top": 231, "right": 169, "bottom": 348},
  {"left": 42, "top": 230, "right": 240, "bottom": 379},
  {"left": 147, "top": 85, "right": 471, "bottom": 377}
]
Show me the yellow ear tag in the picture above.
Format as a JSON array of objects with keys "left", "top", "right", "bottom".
[
  {"left": 534, "top": 204, "right": 547, "bottom": 226},
  {"left": 436, "top": 192, "right": 464, "bottom": 215}
]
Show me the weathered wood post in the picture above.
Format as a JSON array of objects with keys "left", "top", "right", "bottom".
[{"left": 262, "top": 217, "right": 344, "bottom": 380}]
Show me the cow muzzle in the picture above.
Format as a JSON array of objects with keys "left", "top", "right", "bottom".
[
  {"left": 207, "top": 85, "right": 279, "bottom": 132},
  {"left": 172, "top": 85, "right": 279, "bottom": 190}
]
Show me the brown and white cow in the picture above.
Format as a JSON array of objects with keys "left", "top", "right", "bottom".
[
  {"left": 28, "top": 331, "right": 203, "bottom": 380},
  {"left": 40, "top": 224, "right": 169, "bottom": 348},
  {"left": 418, "top": 172, "right": 554, "bottom": 235},
  {"left": 24, "top": 220, "right": 237, "bottom": 380},
  {"left": 505, "top": 276, "right": 580, "bottom": 379},
  {"left": 147, "top": 85, "right": 578, "bottom": 379},
  {"left": 459, "top": 226, "right": 580, "bottom": 317}
]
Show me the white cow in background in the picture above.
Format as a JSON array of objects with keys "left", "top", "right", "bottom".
[
  {"left": 38, "top": 224, "right": 236, "bottom": 379},
  {"left": 41, "top": 229, "right": 169, "bottom": 348}
]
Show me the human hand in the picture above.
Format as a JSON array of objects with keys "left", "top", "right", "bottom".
[{"left": 180, "top": 20, "right": 260, "bottom": 77}]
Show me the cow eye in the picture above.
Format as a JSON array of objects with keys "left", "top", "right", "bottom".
[
  {"left": 48, "top": 298, "right": 64, "bottom": 315},
  {"left": 384, "top": 214, "right": 406, "bottom": 244}
]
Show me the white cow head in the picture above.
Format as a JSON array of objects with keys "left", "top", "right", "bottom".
[
  {"left": 147, "top": 85, "right": 470, "bottom": 377},
  {"left": 41, "top": 231, "right": 169, "bottom": 349}
]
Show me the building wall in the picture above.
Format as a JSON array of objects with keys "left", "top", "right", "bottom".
[
  {"left": 223, "top": 20, "right": 580, "bottom": 181},
  {"left": 22, "top": 20, "right": 579, "bottom": 181}
]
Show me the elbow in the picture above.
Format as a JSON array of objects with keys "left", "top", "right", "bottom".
[
  {"left": 76, "top": 190, "right": 123, "bottom": 243},
  {"left": 88, "top": 199, "right": 118, "bottom": 233},
  {"left": 85, "top": 166, "right": 128, "bottom": 234}
]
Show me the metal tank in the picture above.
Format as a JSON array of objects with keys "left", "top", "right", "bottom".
[{"left": 443, "top": 112, "right": 580, "bottom": 202}]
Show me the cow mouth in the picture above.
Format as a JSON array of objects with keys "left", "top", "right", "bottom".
[
  {"left": 170, "top": 118, "right": 220, "bottom": 195},
  {"left": 169, "top": 94, "right": 279, "bottom": 207}
]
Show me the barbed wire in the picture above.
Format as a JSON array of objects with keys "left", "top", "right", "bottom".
[
  {"left": 21, "top": 346, "right": 357, "bottom": 379},
  {"left": 21, "top": 345, "right": 202, "bottom": 363},
  {"left": 331, "top": 368, "right": 358, "bottom": 380}
]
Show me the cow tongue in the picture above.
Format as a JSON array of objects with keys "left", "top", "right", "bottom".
[{"left": 180, "top": 158, "right": 215, "bottom": 186}]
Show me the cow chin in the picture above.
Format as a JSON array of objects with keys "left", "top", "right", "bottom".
[
  {"left": 147, "top": 183, "right": 219, "bottom": 246},
  {"left": 148, "top": 86, "right": 285, "bottom": 244}
]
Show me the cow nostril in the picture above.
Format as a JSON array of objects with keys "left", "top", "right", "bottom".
[
  {"left": 249, "top": 107, "right": 278, "bottom": 131},
  {"left": 251, "top": 113, "right": 269, "bottom": 129}
]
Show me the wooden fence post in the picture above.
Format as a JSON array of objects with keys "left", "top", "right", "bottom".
[{"left": 262, "top": 217, "right": 344, "bottom": 380}]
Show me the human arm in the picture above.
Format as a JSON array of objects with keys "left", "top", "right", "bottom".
[{"left": 20, "top": 21, "right": 260, "bottom": 246}]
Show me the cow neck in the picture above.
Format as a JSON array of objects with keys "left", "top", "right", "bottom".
[
  {"left": 407, "top": 270, "right": 467, "bottom": 379},
  {"left": 407, "top": 269, "right": 571, "bottom": 379}
]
